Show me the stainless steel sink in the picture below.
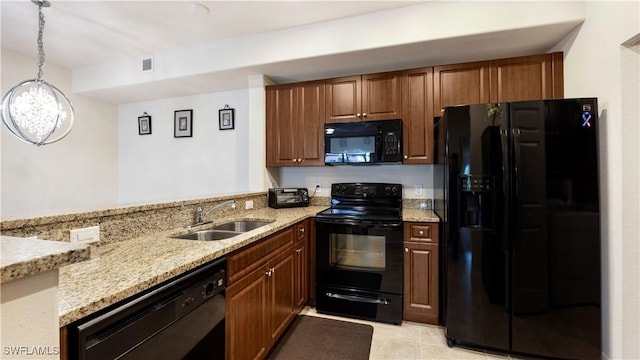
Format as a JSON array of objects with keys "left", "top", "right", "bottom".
[
  {"left": 210, "top": 220, "right": 274, "bottom": 232},
  {"left": 172, "top": 230, "right": 241, "bottom": 241},
  {"left": 172, "top": 220, "right": 274, "bottom": 241}
]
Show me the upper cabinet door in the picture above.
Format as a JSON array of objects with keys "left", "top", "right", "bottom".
[
  {"left": 490, "top": 52, "right": 564, "bottom": 102},
  {"left": 361, "top": 71, "right": 402, "bottom": 121},
  {"left": 266, "top": 81, "right": 325, "bottom": 167},
  {"left": 325, "top": 76, "right": 361, "bottom": 123},
  {"left": 401, "top": 67, "right": 434, "bottom": 164},
  {"left": 296, "top": 81, "right": 325, "bottom": 166},
  {"left": 325, "top": 72, "right": 401, "bottom": 123},
  {"left": 433, "top": 61, "right": 490, "bottom": 117},
  {"left": 266, "top": 85, "right": 297, "bottom": 167}
]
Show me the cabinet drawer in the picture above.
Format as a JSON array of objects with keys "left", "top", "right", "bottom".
[
  {"left": 228, "top": 227, "right": 295, "bottom": 284},
  {"left": 404, "top": 222, "right": 438, "bottom": 243}
]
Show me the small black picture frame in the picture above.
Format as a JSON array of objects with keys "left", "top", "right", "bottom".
[
  {"left": 219, "top": 106, "right": 234, "bottom": 130},
  {"left": 174, "top": 109, "right": 193, "bottom": 138},
  {"left": 138, "top": 114, "right": 152, "bottom": 135}
]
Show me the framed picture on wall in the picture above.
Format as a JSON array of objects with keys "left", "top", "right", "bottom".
[
  {"left": 138, "top": 114, "right": 152, "bottom": 135},
  {"left": 219, "top": 105, "right": 234, "bottom": 130},
  {"left": 174, "top": 109, "right": 193, "bottom": 138}
]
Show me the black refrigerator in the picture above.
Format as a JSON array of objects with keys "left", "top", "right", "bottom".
[{"left": 434, "top": 99, "right": 601, "bottom": 359}]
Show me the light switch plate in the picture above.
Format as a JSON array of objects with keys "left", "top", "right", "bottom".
[
  {"left": 70, "top": 226, "right": 100, "bottom": 244},
  {"left": 415, "top": 184, "right": 424, "bottom": 196},
  {"left": 245, "top": 200, "right": 254, "bottom": 210}
]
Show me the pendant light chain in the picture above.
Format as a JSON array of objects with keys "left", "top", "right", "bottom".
[{"left": 36, "top": 3, "right": 46, "bottom": 83}]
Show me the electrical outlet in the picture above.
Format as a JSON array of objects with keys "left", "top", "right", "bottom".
[
  {"left": 415, "top": 184, "right": 424, "bottom": 196},
  {"left": 245, "top": 200, "right": 254, "bottom": 210},
  {"left": 70, "top": 226, "right": 100, "bottom": 244}
]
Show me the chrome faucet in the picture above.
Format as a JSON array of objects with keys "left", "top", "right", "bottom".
[{"left": 190, "top": 200, "right": 236, "bottom": 228}]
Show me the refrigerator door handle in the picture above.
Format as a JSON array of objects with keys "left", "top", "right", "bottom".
[
  {"left": 500, "top": 128, "right": 510, "bottom": 245},
  {"left": 512, "top": 128, "right": 522, "bottom": 246}
]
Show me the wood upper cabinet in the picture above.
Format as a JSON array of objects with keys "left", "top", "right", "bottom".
[
  {"left": 325, "top": 71, "right": 402, "bottom": 123},
  {"left": 490, "top": 52, "right": 564, "bottom": 102},
  {"left": 401, "top": 67, "right": 434, "bottom": 164},
  {"left": 266, "top": 81, "right": 325, "bottom": 167},
  {"left": 403, "top": 222, "right": 439, "bottom": 324},
  {"left": 434, "top": 60, "right": 490, "bottom": 117}
]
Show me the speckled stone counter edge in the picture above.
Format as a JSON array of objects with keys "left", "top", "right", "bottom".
[{"left": 1, "top": 236, "right": 90, "bottom": 284}]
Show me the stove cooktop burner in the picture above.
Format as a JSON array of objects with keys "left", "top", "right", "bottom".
[
  {"left": 316, "top": 183, "right": 403, "bottom": 223},
  {"left": 315, "top": 207, "right": 402, "bottom": 223}
]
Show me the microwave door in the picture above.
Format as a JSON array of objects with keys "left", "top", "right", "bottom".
[{"left": 346, "top": 152, "right": 371, "bottom": 163}]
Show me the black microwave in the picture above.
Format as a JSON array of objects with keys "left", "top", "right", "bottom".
[{"left": 324, "top": 119, "right": 402, "bottom": 165}]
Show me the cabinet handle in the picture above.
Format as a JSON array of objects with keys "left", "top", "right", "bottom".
[
  {"left": 296, "top": 248, "right": 302, "bottom": 254},
  {"left": 404, "top": 248, "right": 409, "bottom": 253},
  {"left": 266, "top": 269, "right": 272, "bottom": 277},
  {"left": 292, "top": 159, "right": 297, "bottom": 163},
  {"left": 362, "top": 112, "right": 367, "bottom": 117},
  {"left": 419, "top": 230, "right": 424, "bottom": 236},
  {"left": 357, "top": 113, "right": 361, "bottom": 118},
  {"left": 297, "top": 158, "right": 302, "bottom": 162},
  {"left": 404, "top": 155, "right": 408, "bottom": 159},
  {"left": 299, "top": 228, "right": 305, "bottom": 233}
]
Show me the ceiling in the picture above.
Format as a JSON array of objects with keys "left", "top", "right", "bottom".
[
  {"left": 1, "top": 1, "right": 584, "bottom": 104},
  {"left": 1, "top": 1, "right": 423, "bottom": 69}
]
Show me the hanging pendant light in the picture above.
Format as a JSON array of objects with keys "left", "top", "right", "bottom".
[{"left": 1, "top": 0, "right": 75, "bottom": 146}]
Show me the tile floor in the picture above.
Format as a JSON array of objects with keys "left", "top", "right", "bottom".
[{"left": 300, "top": 307, "right": 518, "bottom": 360}]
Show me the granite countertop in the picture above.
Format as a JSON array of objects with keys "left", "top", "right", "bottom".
[
  {"left": 57, "top": 206, "right": 326, "bottom": 326},
  {"left": 1, "top": 236, "right": 90, "bottom": 284},
  {"left": 57, "top": 206, "right": 439, "bottom": 327},
  {"left": 403, "top": 209, "right": 440, "bottom": 222}
]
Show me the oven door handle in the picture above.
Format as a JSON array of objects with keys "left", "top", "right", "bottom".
[
  {"left": 315, "top": 218, "right": 402, "bottom": 227},
  {"left": 326, "top": 292, "right": 390, "bottom": 305}
]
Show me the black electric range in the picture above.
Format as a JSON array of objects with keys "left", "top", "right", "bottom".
[{"left": 315, "top": 183, "right": 404, "bottom": 324}]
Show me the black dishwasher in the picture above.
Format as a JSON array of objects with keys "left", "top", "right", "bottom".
[{"left": 70, "top": 258, "right": 226, "bottom": 360}]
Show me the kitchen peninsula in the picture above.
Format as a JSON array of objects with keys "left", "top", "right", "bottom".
[{"left": 1, "top": 236, "right": 90, "bottom": 359}]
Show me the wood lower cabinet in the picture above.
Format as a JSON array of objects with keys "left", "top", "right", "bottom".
[
  {"left": 266, "top": 81, "right": 324, "bottom": 167},
  {"left": 326, "top": 71, "right": 402, "bottom": 123},
  {"left": 227, "top": 261, "right": 270, "bottom": 360},
  {"left": 226, "top": 221, "right": 309, "bottom": 360},
  {"left": 294, "top": 220, "right": 309, "bottom": 311},
  {"left": 402, "top": 67, "right": 434, "bottom": 164},
  {"left": 267, "top": 248, "right": 297, "bottom": 345},
  {"left": 403, "top": 222, "right": 439, "bottom": 324}
]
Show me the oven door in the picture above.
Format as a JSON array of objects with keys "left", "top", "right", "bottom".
[{"left": 315, "top": 219, "right": 403, "bottom": 295}]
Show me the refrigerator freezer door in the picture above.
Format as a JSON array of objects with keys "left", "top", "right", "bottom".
[{"left": 444, "top": 104, "right": 509, "bottom": 351}]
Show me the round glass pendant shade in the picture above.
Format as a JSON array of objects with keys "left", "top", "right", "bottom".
[{"left": 1, "top": 78, "right": 75, "bottom": 146}]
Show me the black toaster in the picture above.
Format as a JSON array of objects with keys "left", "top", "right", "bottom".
[{"left": 268, "top": 188, "right": 310, "bottom": 208}]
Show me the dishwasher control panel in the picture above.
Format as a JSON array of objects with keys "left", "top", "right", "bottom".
[{"left": 176, "top": 268, "right": 226, "bottom": 316}]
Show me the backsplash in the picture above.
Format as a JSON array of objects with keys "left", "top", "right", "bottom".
[
  {"left": 0, "top": 193, "right": 268, "bottom": 245},
  {"left": 1, "top": 192, "right": 431, "bottom": 245},
  {"left": 310, "top": 196, "right": 431, "bottom": 210}
]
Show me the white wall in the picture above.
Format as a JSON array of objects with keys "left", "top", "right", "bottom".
[
  {"left": 118, "top": 89, "right": 250, "bottom": 204},
  {"left": 551, "top": 2, "right": 640, "bottom": 358},
  {"left": 0, "top": 49, "right": 118, "bottom": 220},
  {"left": 279, "top": 165, "right": 433, "bottom": 200},
  {"left": 0, "top": 270, "right": 60, "bottom": 360}
]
